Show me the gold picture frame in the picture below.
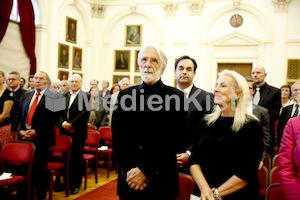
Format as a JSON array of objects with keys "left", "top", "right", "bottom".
[
  {"left": 113, "top": 75, "right": 130, "bottom": 84},
  {"left": 114, "top": 50, "right": 130, "bottom": 72},
  {"left": 135, "top": 50, "right": 140, "bottom": 72},
  {"left": 66, "top": 17, "right": 77, "bottom": 43},
  {"left": 125, "top": 25, "right": 142, "bottom": 46},
  {"left": 58, "top": 70, "right": 69, "bottom": 81},
  {"left": 134, "top": 76, "right": 142, "bottom": 85},
  {"left": 58, "top": 43, "right": 69, "bottom": 69},
  {"left": 72, "top": 47, "right": 82, "bottom": 71}
]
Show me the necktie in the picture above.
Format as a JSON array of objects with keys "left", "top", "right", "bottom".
[
  {"left": 26, "top": 92, "right": 40, "bottom": 126},
  {"left": 293, "top": 104, "right": 299, "bottom": 117},
  {"left": 253, "top": 88, "right": 260, "bottom": 105}
]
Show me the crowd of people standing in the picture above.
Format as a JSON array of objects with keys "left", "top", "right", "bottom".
[{"left": 0, "top": 43, "right": 299, "bottom": 200}]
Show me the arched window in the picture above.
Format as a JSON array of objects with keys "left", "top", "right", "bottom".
[{"left": 9, "top": 0, "right": 41, "bottom": 25}]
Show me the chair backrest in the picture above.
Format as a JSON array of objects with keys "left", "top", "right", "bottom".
[
  {"left": 265, "top": 183, "right": 284, "bottom": 200},
  {"left": 270, "top": 166, "right": 280, "bottom": 184},
  {"left": 85, "top": 131, "right": 100, "bottom": 147},
  {"left": 272, "top": 154, "right": 278, "bottom": 168},
  {"left": 264, "top": 154, "right": 271, "bottom": 171},
  {"left": 258, "top": 165, "right": 269, "bottom": 189},
  {"left": 0, "top": 141, "right": 35, "bottom": 177},
  {"left": 88, "top": 125, "right": 97, "bottom": 131},
  {"left": 98, "top": 127, "right": 112, "bottom": 141},
  {"left": 49, "top": 135, "right": 72, "bottom": 153},
  {"left": 175, "top": 176, "right": 195, "bottom": 200}
]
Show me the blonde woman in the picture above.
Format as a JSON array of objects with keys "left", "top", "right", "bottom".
[
  {"left": 0, "top": 70, "right": 14, "bottom": 149},
  {"left": 190, "top": 70, "right": 263, "bottom": 200}
]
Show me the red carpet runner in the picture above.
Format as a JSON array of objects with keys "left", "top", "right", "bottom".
[{"left": 75, "top": 179, "right": 118, "bottom": 200}]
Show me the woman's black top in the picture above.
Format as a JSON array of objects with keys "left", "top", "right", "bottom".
[{"left": 190, "top": 116, "right": 263, "bottom": 200}]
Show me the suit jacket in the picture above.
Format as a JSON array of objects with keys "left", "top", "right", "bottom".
[
  {"left": 277, "top": 104, "right": 293, "bottom": 148},
  {"left": 16, "top": 89, "right": 58, "bottom": 148},
  {"left": 277, "top": 116, "right": 300, "bottom": 199},
  {"left": 59, "top": 90, "right": 90, "bottom": 139},
  {"left": 90, "top": 97, "right": 108, "bottom": 128},
  {"left": 253, "top": 104, "right": 270, "bottom": 162},
  {"left": 11, "top": 88, "right": 27, "bottom": 131},
  {"left": 112, "top": 80, "right": 187, "bottom": 199},
  {"left": 185, "top": 85, "right": 214, "bottom": 152},
  {"left": 100, "top": 90, "right": 110, "bottom": 98},
  {"left": 258, "top": 82, "right": 281, "bottom": 125}
]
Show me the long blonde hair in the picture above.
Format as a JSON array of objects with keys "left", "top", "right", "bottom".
[{"left": 205, "top": 70, "right": 257, "bottom": 132}]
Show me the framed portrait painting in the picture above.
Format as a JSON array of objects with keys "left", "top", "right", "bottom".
[
  {"left": 72, "top": 47, "right": 82, "bottom": 71},
  {"left": 135, "top": 50, "right": 140, "bottom": 72},
  {"left": 58, "top": 70, "right": 69, "bottom": 81},
  {"left": 114, "top": 50, "right": 130, "bottom": 72},
  {"left": 113, "top": 75, "right": 130, "bottom": 84},
  {"left": 134, "top": 76, "right": 142, "bottom": 85},
  {"left": 66, "top": 17, "right": 77, "bottom": 43},
  {"left": 58, "top": 43, "right": 69, "bottom": 68},
  {"left": 125, "top": 25, "right": 142, "bottom": 46}
]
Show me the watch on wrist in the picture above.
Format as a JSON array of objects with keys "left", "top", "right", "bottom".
[{"left": 212, "top": 187, "right": 222, "bottom": 200}]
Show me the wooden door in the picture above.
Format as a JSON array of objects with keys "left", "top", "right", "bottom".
[{"left": 217, "top": 63, "right": 252, "bottom": 78}]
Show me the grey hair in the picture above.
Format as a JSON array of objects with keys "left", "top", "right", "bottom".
[
  {"left": 291, "top": 81, "right": 300, "bottom": 91},
  {"left": 137, "top": 43, "right": 168, "bottom": 73},
  {"left": 102, "top": 80, "right": 109, "bottom": 87},
  {"left": 119, "top": 77, "right": 130, "bottom": 86},
  {"left": 7, "top": 71, "right": 21, "bottom": 79},
  {"left": 68, "top": 74, "right": 82, "bottom": 84}
]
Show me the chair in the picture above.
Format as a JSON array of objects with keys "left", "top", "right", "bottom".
[
  {"left": 265, "top": 183, "right": 284, "bottom": 200},
  {"left": 47, "top": 135, "right": 72, "bottom": 200},
  {"left": 263, "top": 154, "right": 271, "bottom": 172},
  {"left": 0, "top": 141, "right": 35, "bottom": 200},
  {"left": 98, "top": 127, "right": 114, "bottom": 178},
  {"left": 10, "top": 131, "right": 17, "bottom": 141},
  {"left": 269, "top": 166, "right": 280, "bottom": 184},
  {"left": 88, "top": 125, "right": 97, "bottom": 131},
  {"left": 175, "top": 175, "right": 195, "bottom": 200},
  {"left": 258, "top": 166, "right": 269, "bottom": 199},
  {"left": 83, "top": 130, "right": 100, "bottom": 190},
  {"left": 272, "top": 154, "right": 278, "bottom": 168}
]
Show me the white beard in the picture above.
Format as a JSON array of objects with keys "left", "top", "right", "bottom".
[{"left": 140, "top": 67, "right": 161, "bottom": 84}]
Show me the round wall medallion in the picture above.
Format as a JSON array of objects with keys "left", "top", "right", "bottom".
[{"left": 230, "top": 14, "right": 243, "bottom": 28}]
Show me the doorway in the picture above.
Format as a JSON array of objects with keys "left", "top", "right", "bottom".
[{"left": 217, "top": 63, "right": 252, "bottom": 78}]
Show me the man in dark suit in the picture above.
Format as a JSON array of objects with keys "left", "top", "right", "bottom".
[
  {"left": 100, "top": 80, "right": 110, "bottom": 98},
  {"left": 174, "top": 55, "right": 214, "bottom": 172},
  {"left": 59, "top": 74, "right": 90, "bottom": 194},
  {"left": 246, "top": 77, "right": 271, "bottom": 170},
  {"left": 252, "top": 66, "right": 281, "bottom": 156},
  {"left": 7, "top": 71, "right": 27, "bottom": 131},
  {"left": 16, "top": 71, "right": 58, "bottom": 200},
  {"left": 116, "top": 53, "right": 128, "bottom": 69},
  {"left": 112, "top": 44, "right": 187, "bottom": 200},
  {"left": 277, "top": 81, "right": 300, "bottom": 149}
]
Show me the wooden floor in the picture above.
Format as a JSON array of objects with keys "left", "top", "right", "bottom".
[{"left": 51, "top": 167, "right": 118, "bottom": 200}]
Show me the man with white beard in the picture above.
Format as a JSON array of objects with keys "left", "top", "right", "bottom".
[{"left": 112, "top": 44, "right": 187, "bottom": 200}]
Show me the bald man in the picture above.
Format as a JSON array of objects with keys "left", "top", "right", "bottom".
[{"left": 251, "top": 66, "right": 281, "bottom": 156}]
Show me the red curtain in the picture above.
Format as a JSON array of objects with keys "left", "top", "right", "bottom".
[
  {"left": 18, "top": 0, "right": 36, "bottom": 75},
  {"left": 0, "top": 0, "right": 13, "bottom": 43}
]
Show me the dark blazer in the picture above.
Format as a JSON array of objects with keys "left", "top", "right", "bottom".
[
  {"left": 11, "top": 88, "right": 27, "bottom": 131},
  {"left": 100, "top": 90, "right": 111, "bottom": 98},
  {"left": 257, "top": 82, "right": 281, "bottom": 154},
  {"left": 185, "top": 85, "right": 214, "bottom": 152},
  {"left": 112, "top": 80, "right": 187, "bottom": 199},
  {"left": 277, "top": 104, "right": 294, "bottom": 149},
  {"left": 59, "top": 90, "right": 90, "bottom": 139},
  {"left": 16, "top": 89, "right": 57, "bottom": 147},
  {"left": 90, "top": 97, "right": 108, "bottom": 128},
  {"left": 253, "top": 104, "right": 270, "bottom": 162}
]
